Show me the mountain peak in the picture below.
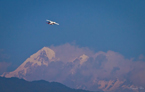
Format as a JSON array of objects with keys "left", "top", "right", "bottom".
[
  {"left": 78, "top": 54, "right": 89, "bottom": 65},
  {"left": 30, "top": 47, "right": 55, "bottom": 61}
]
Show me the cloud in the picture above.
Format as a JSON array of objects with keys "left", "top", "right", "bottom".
[
  {"left": 138, "top": 54, "right": 145, "bottom": 61},
  {"left": 50, "top": 44, "right": 145, "bottom": 88},
  {"left": 0, "top": 49, "right": 10, "bottom": 62},
  {"left": 50, "top": 43, "right": 145, "bottom": 87},
  {"left": 0, "top": 49, "right": 11, "bottom": 74},
  {"left": 130, "top": 61, "right": 145, "bottom": 86},
  {"left": 50, "top": 43, "right": 94, "bottom": 62},
  {"left": 100, "top": 51, "right": 133, "bottom": 78},
  {"left": 0, "top": 62, "right": 11, "bottom": 74}
]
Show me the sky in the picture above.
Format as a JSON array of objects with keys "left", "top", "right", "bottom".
[{"left": 0, "top": 0, "right": 145, "bottom": 72}]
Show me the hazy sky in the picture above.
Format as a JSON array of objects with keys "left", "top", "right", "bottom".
[{"left": 0, "top": 0, "right": 145, "bottom": 70}]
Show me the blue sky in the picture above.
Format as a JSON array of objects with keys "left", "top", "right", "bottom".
[{"left": 0, "top": 0, "right": 145, "bottom": 70}]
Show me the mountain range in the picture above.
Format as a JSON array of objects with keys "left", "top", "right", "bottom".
[{"left": 1, "top": 44, "right": 145, "bottom": 92}]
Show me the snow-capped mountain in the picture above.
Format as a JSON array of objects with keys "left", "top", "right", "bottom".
[
  {"left": 1, "top": 46, "right": 144, "bottom": 92},
  {"left": 1, "top": 47, "right": 56, "bottom": 79}
]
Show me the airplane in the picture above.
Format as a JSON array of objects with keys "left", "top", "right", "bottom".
[{"left": 46, "top": 19, "right": 59, "bottom": 25}]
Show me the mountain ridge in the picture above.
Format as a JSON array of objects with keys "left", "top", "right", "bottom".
[{"left": 0, "top": 77, "right": 96, "bottom": 92}]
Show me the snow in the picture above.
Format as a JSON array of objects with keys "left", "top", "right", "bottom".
[
  {"left": 78, "top": 54, "right": 89, "bottom": 65},
  {"left": 1, "top": 47, "right": 56, "bottom": 78}
]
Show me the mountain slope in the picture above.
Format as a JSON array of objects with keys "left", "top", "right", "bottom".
[{"left": 0, "top": 77, "right": 94, "bottom": 92}]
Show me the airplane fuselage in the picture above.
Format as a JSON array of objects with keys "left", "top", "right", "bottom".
[{"left": 47, "top": 22, "right": 55, "bottom": 25}]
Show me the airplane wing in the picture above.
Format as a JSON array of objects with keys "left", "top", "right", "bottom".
[
  {"left": 46, "top": 19, "right": 52, "bottom": 22},
  {"left": 55, "top": 23, "right": 59, "bottom": 25}
]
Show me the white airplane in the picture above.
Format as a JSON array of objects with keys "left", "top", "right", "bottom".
[{"left": 46, "top": 19, "right": 59, "bottom": 25}]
